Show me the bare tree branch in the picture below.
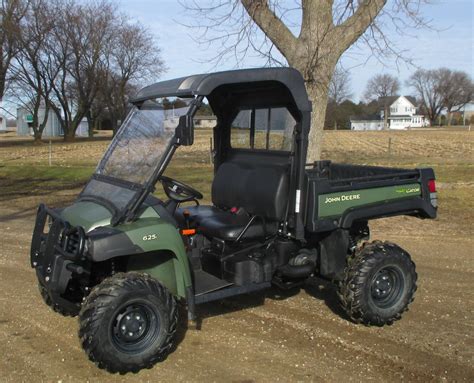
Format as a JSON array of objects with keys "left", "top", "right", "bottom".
[
  {"left": 180, "top": 0, "right": 434, "bottom": 160},
  {"left": 329, "top": 66, "right": 352, "bottom": 104}
]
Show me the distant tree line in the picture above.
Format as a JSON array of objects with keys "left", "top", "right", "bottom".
[
  {"left": 0, "top": 0, "right": 164, "bottom": 142},
  {"left": 325, "top": 67, "right": 473, "bottom": 130}
]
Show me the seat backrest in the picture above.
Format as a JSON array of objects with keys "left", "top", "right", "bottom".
[{"left": 211, "top": 151, "right": 290, "bottom": 220}]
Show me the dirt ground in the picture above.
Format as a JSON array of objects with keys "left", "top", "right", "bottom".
[{"left": 0, "top": 130, "right": 473, "bottom": 382}]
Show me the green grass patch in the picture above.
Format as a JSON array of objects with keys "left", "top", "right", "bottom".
[
  {"left": 0, "top": 164, "right": 94, "bottom": 181},
  {"left": 0, "top": 165, "right": 94, "bottom": 200}
]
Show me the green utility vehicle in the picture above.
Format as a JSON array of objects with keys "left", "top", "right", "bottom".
[{"left": 31, "top": 68, "right": 437, "bottom": 373}]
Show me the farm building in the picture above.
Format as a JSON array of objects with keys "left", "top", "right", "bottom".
[
  {"left": 0, "top": 114, "right": 7, "bottom": 132},
  {"left": 194, "top": 115, "right": 217, "bottom": 128},
  {"left": 17, "top": 106, "right": 88, "bottom": 137},
  {"left": 457, "top": 101, "right": 474, "bottom": 124},
  {"left": 387, "top": 96, "right": 428, "bottom": 130},
  {"left": 350, "top": 115, "right": 383, "bottom": 131},
  {"left": 351, "top": 96, "right": 429, "bottom": 130}
]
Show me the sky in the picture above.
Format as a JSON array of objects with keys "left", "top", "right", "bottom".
[{"left": 115, "top": 0, "right": 473, "bottom": 102}]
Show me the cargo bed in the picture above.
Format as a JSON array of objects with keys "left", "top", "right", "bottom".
[{"left": 304, "top": 161, "right": 437, "bottom": 232}]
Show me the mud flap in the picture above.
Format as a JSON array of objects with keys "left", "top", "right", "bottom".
[{"left": 318, "top": 229, "right": 350, "bottom": 281}]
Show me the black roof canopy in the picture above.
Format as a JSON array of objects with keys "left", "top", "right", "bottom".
[{"left": 131, "top": 67, "right": 312, "bottom": 112}]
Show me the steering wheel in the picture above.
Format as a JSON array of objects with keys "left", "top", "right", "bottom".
[{"left": 159, "top": 175, "right": 203, "bottom": 203}]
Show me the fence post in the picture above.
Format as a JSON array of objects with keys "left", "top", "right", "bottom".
[
  {"left": 388, "top": 137, "right": 392, "bottom": 156},
  {"left": 49, "top": 140, "right": 52, "bottom": 166}
]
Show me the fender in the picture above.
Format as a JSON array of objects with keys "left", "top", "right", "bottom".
[
  {"left": 87, "top": 217, "right": 191, "bottom": 298},
  {"left": 340, "top": 197, "right": 436, "bottom": 229}
]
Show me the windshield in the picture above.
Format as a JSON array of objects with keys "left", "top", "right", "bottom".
[
  {"left": 95, "top": 97, "right": 193, "bottom": 184},
  {"left": 79, "top": 97, "right": 194, "bottom": 220}
]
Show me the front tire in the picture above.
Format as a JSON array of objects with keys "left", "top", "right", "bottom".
[
  {"left": 338, "top": 241, "right": 417, "bottom": 326},
  {"left": 79, "top": 272, "right": 178, "bottom": 373}
]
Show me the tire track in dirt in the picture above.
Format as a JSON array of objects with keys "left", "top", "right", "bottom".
[{"left": 1, "top": 195, "right": 473, "bottom": 382}]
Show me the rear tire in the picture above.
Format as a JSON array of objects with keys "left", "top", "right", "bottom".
[
  {"left": 338, "top": 241, "right": 417, "bottom": 326},
  {"left": 79, "top": 272, "right": 178, "bottom": 374},
  {"left": 38, "top": 282, "right": 80, "bottom": 317}
]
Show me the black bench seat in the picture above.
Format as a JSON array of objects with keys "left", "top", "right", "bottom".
[{"left": 176, "top": 151, "right": 290, "bottom": 241}]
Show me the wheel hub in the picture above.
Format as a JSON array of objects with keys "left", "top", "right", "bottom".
[
  {"left": 117, "top": 310, "right": 147, "bottom": 341},
  {"left": 111, "top": 302, "right": 160, "bottom": 352},
  {"left": 373, "top": 271, "right": 392, "bottom": 298},
  {"left": 370, "top": 266, "right": 405, "bottom": 309}
]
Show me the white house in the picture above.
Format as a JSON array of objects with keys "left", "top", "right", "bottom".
[{"left": 388, "top": 96, "right": 428, "bottom": 130}]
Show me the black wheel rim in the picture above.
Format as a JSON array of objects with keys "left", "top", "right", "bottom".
[
  {"left": 111, "top": 300, "right": 161, "bottom": 353},
  {"left": 370, "top": 266, "right": 405, "bottom": 309}
]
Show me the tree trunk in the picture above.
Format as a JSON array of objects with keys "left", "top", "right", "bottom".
[
  {"left": 87, "top": 112, "right": 94, "bottom": 138},
  {"left": 111, "top": 115, "right": 119, "bottom": 137},
  {"left": 282, "top": 114, "right": 293, "bottom": 150},
  {"left": 64, "top": 125, "right": 77, "bottom": 141},
  {"left": 63, "top": 110, "right": 86, "bottom": 141},
  {"left": 306, "top": 83, "right": 330, "bottom": 162},
  {"left": 384, "top": 105, "right": 389, "bottom": 130},
  {"left": 33, "top": 133, "right": 43, "bottom": 144}
]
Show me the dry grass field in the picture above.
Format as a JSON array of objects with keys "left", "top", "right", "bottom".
[{"left": 0, "top": 129, "right": 473, "bottom": 382}]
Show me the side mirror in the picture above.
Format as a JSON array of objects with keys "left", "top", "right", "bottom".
[{"left": 175, "top": 115, "right": 194, "bottom": 145}]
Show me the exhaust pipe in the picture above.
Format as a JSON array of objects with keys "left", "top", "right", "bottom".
[{"left": 277, "top": 261, "right": 315, "bottom": 279}]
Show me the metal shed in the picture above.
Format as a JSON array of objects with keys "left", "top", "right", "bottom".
[{"left": 17, "top": 106, "right": 89, "bottom": 137}]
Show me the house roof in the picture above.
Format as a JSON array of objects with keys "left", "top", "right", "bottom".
[
  {"left": 379, "top": 95, "right": 417, "bottom": 107},
  {"left": 350, "top": 114, "right": 381, "bottom": 122}
]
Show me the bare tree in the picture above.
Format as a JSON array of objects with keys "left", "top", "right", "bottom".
[
  {"left": 363, "top": 73, "right": 400, "bottom": 101},
  {"left": 329, "top": 66, "right": 352, "bottom": 105},
  {"left": 436, "top": 68, "right": 473, "bottom": 126},
  {"left": 327, "top": 66, "right": 352, "bottom": 130},
  {"left": 99, "top": 21, "right": 165, "bottom": 133},
  {"left": 0, "top": 0, "right": 28, "bottom": 106},
  {"left": 181, "top": 0, "right": 433, "bottom": 160},
  {"left": 6, "top": 0, "right": 164, "bottom": 141},
  {"left": 407, "top": 68, "right": 443, "bottom": 126},
  {"left": 45, "top": 0, "right": 118, "bottom": 140},
  {"left": 9, "top": 0, "right": 57, "bottom": 142},
  {"left": 363, "top": 73, "right": 400, "bottom": 129}
]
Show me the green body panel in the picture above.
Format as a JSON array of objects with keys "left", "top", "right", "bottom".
[
  {"left": 318, "top": 183, "right": 421, "bottom": 218},
  {"left": 116, "top": 216, "right": 191, "bottom": 297},
  {"left": 61, "top": 202, "right": 112, "bottom": 232},
  {"left": 59, "top": 201, "right": 191, "bottom": 298}
]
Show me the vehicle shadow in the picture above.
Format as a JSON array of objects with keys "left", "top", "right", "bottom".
[
  {"left": 303, "top": 277, "right": 351, "bottom": 321},
  {"left": 189, "top": 277, "right": 351, "bottom": 330}
]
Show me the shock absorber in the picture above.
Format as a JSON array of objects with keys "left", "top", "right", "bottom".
[{"left": 349, "top": 236, "right": 358, "bottom": 252}]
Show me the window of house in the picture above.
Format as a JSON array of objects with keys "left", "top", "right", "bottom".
[{"left": 230, "top": 107, "right": 296, "bottom": 151}]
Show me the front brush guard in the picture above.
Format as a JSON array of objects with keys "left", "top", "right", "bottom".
[{"left": 30, "top": 204, "right": 86, "bottom": 295}]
